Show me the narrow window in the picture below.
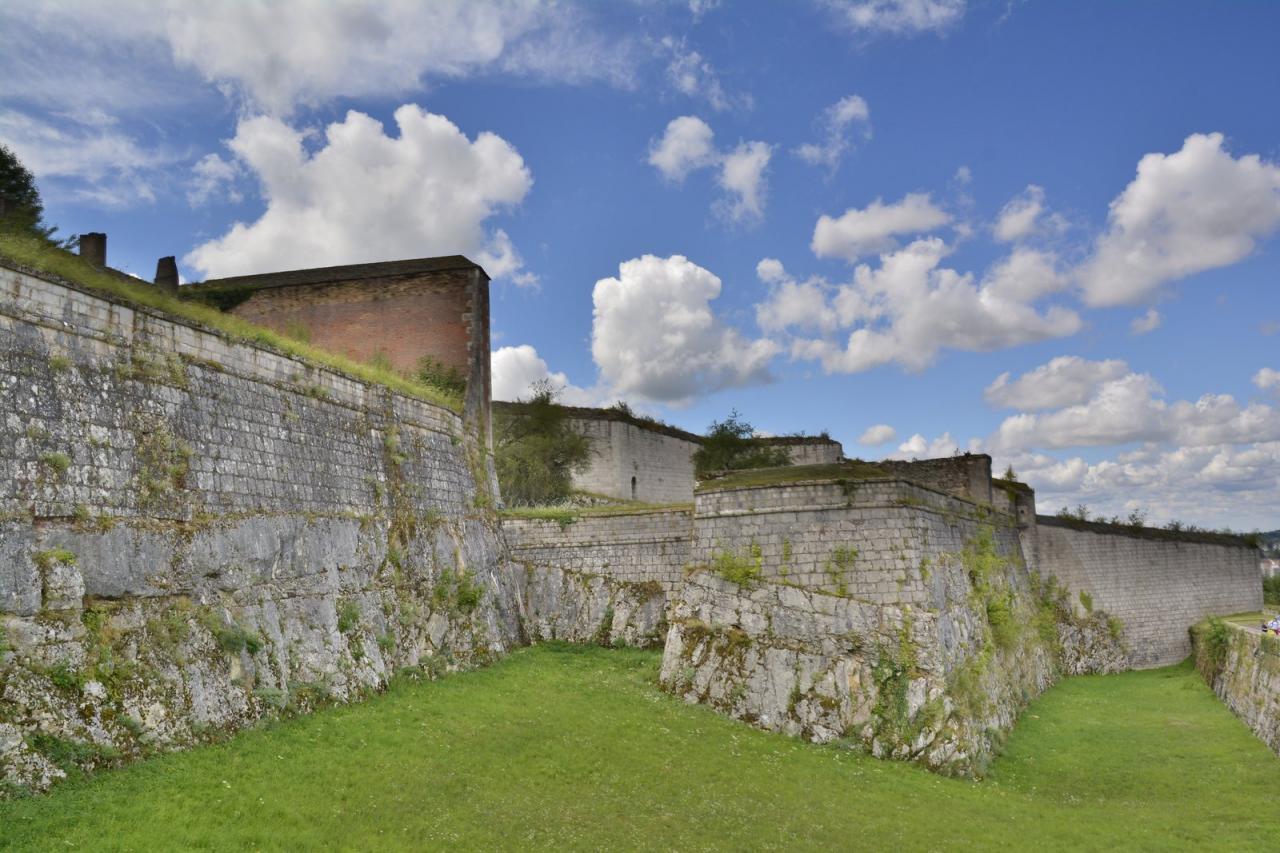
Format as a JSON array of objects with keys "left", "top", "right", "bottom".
[{"left": 630, "top": 476, "right": 637, "bottom": 500}]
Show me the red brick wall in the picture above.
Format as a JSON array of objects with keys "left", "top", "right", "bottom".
[{"left": 228, "top": 270, "right": 477, "bottom": 377}]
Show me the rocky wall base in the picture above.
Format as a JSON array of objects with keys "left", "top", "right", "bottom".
[
  {"left": 516, "top": 565, "right": 668, "bottom": 649},
  {"left": 0, "top": 513, "right": 519, "bottom": 796},
  {"left": 1192, "top": 620, "right": 1280, "bottom": 756}
]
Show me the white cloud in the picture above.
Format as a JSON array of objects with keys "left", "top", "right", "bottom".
[
  {"left": 184, "top": 106, "right": 533, "bottom": 282},
  {"left": 858, "top": 424, "right": 897, "bottom": 445},
  {"left": 795, "top": 94, "right": 871, "bottom": 172},
  {"left": 985, "top": 356, "right": 1131, "bottom": 411},
  {"left": 648, "top": 116, "right": 718, "bottom": 182},
  {"left": 186, "top": 153, "right": 241, "bottom": 207},
  {"left": 15, "top": 0, "right": 634, "bottom": 117},
  {"left": 689, "top": 0, "right": 722, "bottom": 19},
  {"left": 491, "top": 345, "right": 596, "bottom": 405},
  {"left": 1130, "top": 307, "right": 1162, "bottom": 335},
  {"left": 990, "top": 371, "right": 1280, "bottom": 452},
  {"left": 811, "top": 193, "right": 950, "bottom": 262},
  {"left": 717, "top": 141, "right": 773, "bottom": 223},
  {"left": 649, "top": 117, "right": 773, "bottom": 222},
  {"left": 788, "top": 238, "right": 1081, "bottom": 373},
  {"left": 660, "top": 36, "right": 749, "bottom": 112},
  {"left": 754, "top": 259, "right": 838, "bottom": 334},
  {"left": 1078, "top": 132, "right": 1280, "bottom": 306},
  {"left": 591, "top": 254, "right": 778, "bottom": 405},
  {"left": 1007, "top": 442, "right": 1280, "bottom": 531},
  {"left": 981, "top": 247, "right": 1066, "bottom": 302},
  {"left": 1255, "top": 367, "right": 1280, "bottom": 393},
  {"left": 821, "top": 0, "right": 966, "bottom": 35},
  {"left": 993, "top": 184, "right": 1045, "bottom": 242},
  {"left": 0, "top": 108, "right": 176, "bottom": 207},
  {"left": 891, "top": 431, "right": 960, "bottom": 459}
]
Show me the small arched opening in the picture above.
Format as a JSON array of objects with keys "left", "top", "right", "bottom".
[{"left": 630, "top": 476, "right": 637, "bottom": 501}]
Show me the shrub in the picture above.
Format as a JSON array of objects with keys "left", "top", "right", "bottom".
[
  {"left": 39, "top": 451, "right": 71, "bottom": 475},
  {"left": 693, "top": 410, "right": 789, "bottom": 478},
  {"left": 1263, "top": 575, "right": 1280, "bottom": 606},
  {"left": 493, "top": 381, "right": 591, "bottom": 506},
  {"left": 1078, "top": 590, "right": 1094, "bottom": 613},
  {"left": 711, "top": 549, "right": 762, "bottom": 588},
  {"left": 337, "top": 601, "right": 361, "bottom": 634},
  {"left": 414, "top": 356, "right": 467, "bottom": 397},
  {"left": 32, "top": 547, "right": 76, "bottom": 571},
  {"left": 200, "top": 611, "right": 263, "bottom": 655}
]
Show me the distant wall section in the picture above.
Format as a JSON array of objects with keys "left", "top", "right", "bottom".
[{"left": 1034, "top": 517, "right": 1261, "bottom": 668}]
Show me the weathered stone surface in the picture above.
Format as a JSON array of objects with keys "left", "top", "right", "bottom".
[
  {"left": 0, "top": 263, "right": 518, "bottom": 794},
  {"left": 517, "top": 564, "right": 667, "bottom": 648},
  {"left": 1193, "top": 622, "right": 1280, "bottom": 756}
]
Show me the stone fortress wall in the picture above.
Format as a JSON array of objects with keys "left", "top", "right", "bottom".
[
  {"left": 0, "top": 260, "right": 529, "bottom": 792},
  {"left": 1032, "top": 517, "right": 1262, "bottom": 667},
  {"left": 1192, "top": 621, "right": 1280, "bottom": 757},
  {"left": 0, "top": 238, "right": 1269, "bottom": 790}
]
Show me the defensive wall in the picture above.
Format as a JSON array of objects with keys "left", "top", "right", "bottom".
[
  {"left": 1192, "top": 621, "right": 1280, "bottom": 756},
  {"left": 1031, "top": 517, "right": 1261, "bottom": 667},
  {"left": 185, "top": 256, "right": 493, "bottom": 431},
  {"left": 0, "top": 257, "right": 658, "bottom": 794}
]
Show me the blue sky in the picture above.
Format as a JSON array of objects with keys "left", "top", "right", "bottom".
[{"left": 2, "top": 1, "right": 1277, "bottom": 529}]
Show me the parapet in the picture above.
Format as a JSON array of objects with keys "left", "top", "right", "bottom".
[{"left": 184, "top": 255, "right": 491, "bottom": 429}]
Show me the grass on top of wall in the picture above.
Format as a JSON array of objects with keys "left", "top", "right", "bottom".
[
  {"left": 0, "top": 233, "right": 464, "bottom": 413},
  {"left": 1, "top": 645, "right": 1276, "bottom": 850},
  {"left": 696, "top": 460, "right": 888, "bottom": 493},
  {"left": 499, "top": 501, "right": 693, "bottom": 524}
]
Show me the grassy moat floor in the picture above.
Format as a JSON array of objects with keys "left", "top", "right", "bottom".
[{"left": 1, "top": 645, "right": 1277, "bottom": 851}]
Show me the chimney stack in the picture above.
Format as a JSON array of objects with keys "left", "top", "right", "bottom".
[
  {"left": 154, "top": 256, "right": 179, "bottom": 294},
  {"left": 79, "top": 232, "right": 107, "bottom": 268}
]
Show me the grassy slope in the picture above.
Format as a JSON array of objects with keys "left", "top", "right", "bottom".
[
  {"left": 1, "top": 646, "right": 1276, "bottom": 851},
  {"left": 695, "top": 460, "right": 888, "bottom": 493},
  {"left": 0, "top": 233, "right": 463, "bottom": 412}
]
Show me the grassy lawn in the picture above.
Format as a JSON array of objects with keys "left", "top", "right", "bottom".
[{"left": 1, "top": 645, "right": 1276, "bottom": 851}]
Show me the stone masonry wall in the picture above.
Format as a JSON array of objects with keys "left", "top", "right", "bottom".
[
  {"left": 1192, "top": 621, "right": 1280, "bottom": 756},
  {"left": 1034, "top": 518, "right": 1261, "bottom": 668},
  {"left": 0, "top": 263, "right": 521, "bottom": 794},
  {"left": 879, "top": 455, "right": 993, "bottom": 505},
  {"left": 661, "top": 477, "right": 1124, "bottom": 776},
  {"left": 569, "top": 418, "right": 699, "bottom": 503}
]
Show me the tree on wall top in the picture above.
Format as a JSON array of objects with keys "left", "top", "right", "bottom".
[
  {"left": 493, "top": 380, "right": 591, "bottom": 506},
  {"left": 693, "top": 410, "right": 790, "bottom": 478},
  {"left": 0, "top": 143, "right": 60, "bottom": 241}
]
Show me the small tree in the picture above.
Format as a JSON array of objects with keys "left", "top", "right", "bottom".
[
  {"left": 1002, "top": 464, "right": 1018, "bottom": 482},
  {"left": 493, "top": 381, "right": 591, "bottom": 506},
  {"left": 0, "top": 144, "right": 57, "bottom": 240},
  {"left": 693, "top": 409, "right": 789, "bottom": 478}
]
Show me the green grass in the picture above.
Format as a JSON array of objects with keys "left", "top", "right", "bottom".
[
  {"left": 1, "top": 647, "right": 1276, "bottom": 850},
  {"left": 499, "top": 502, "right": 693, "bottom": 524},
  {"left": 0, "top": 233, "right": 463, "bottom": 413},
  {"left": 696, "top": 460, "right": 888, "bottom": 492}
]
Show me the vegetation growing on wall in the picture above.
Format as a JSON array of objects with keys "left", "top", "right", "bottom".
[
  {"left": 0, "top": 232, "right": 464, "bottom": 412},
  {"left": 1264, "top": 575, "right": 1280, "bottom": 606},
  {"left": 493, "top": 381, "right": 590, "bottom": 506},
  {"left": 692, "top": 410, "right": 790, "bottom": 478}
]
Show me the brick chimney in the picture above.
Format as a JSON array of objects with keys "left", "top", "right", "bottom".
[
  {"left": 79, "top": 232, "right": 107, "bottom": 268},
  {"left": 154, "top": 256, "right": 179, "bottom": 294}
]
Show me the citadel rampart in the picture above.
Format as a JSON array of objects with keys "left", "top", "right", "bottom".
[
  {"left": 1192, "top": 621, "right": 1280, "bottom": 756},
  {"left": 1032, "top": 516, "right": 1261, "bottom": 667},
  {"left": 0, "top": 261, "right": 522, "bottom": 792},
  {"left": 186, "top": 257, "right": 492, "bottom": 429}
]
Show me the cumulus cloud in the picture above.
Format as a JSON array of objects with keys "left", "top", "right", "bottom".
[
  {"left": 1006, "top": 442, "right": 1280, "bottom": 530},
  {"left": 648, "top": 116, "right": 719, "bottom": 182},
  {"left": 659, "top": 36, "right": 749, "bottom": 112},
  {"left": 858, "top": 424, "right": 897, "bottom": 445},
  {"left": 821, "top": 0, "right": 966, "bottom": 35},
  {"left": 491, "top": 345, "right": 597, "bottom": 405},
  {"left": 184, "top": 106, "right": 533, "bottom": 281},
  {"left": 891, "top": 431, "right": 961, "bottom": 459},
  {"left": 1255, "top": 367, "right": 1280, "bottom": 393},
  {"left": 591, "top": 254, "right": 778, "bottom": 405},
  {"left": 795, "top": 94, "right": 871, "bottom": 172},
  {"left": 989, "top": 370, "right": 1280, "bottom": 452},
  {"left": 787, "top": 238, "right": 1080, "bottom": 373},
  {"left": 1078, "top": 133, "right": 1280, "bottom": 306},
  {"left": 811, "top": 193, "right": 950, "bottom": 262},
  {"left": 985, "top": 356, "right": 1131, "bottom": 411},
  {"left": 186, "top": 153, "right": 241, "bottom": 207},
  {"left": 716, "top": 141, "right": 773, "bottom": 223},
  {"left": 754, "top": 259, "right": 839, "bottom": 334},
  {"left": 1130, "top": 307, "right": 1162, "bottom": 335},
  {"left": 648, "top": 116, "right": 773, "bottom": 223},
  {"left": 993, "top": 184, "right": 1046, "bottom": 242}
]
